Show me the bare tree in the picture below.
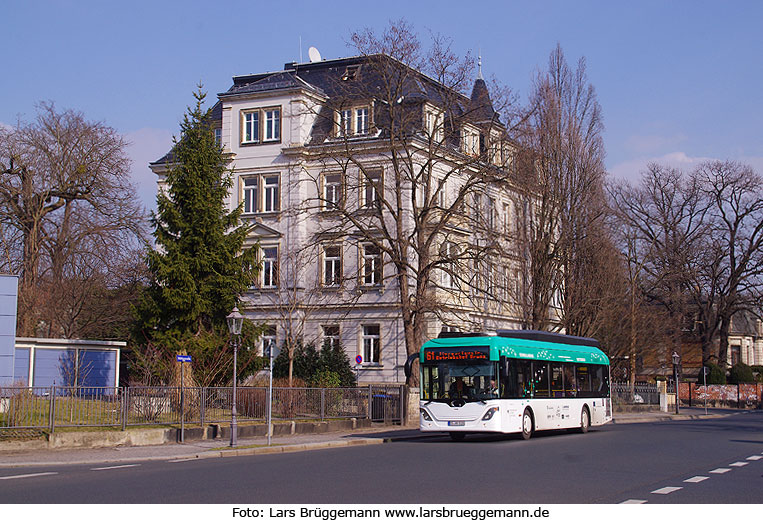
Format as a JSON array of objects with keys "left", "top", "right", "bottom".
[
  {"left": 518, "top": 44, "right": 608, "bottom": 333},
  {"left": 0, "top": 102, "right": 146, "bottom": 337},
  {"left": 694, "top": 160, "right": 763, "bottom": 365}
]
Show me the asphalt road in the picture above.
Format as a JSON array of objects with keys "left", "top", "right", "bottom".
[{"left": 0, "top": 412, "right": 761, "bottom": 504}]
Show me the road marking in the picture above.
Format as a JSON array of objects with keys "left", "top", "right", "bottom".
[
  {"left": 0, "top": 472, "right": 57, "bottom": 480},
  {"left": 90, "top": 464, "right": 140, "bottom": 471},
  {"left": 651, "top": 486, "right": 682, "bottom": 495},
  {"left": 729, "top": 462, "right": 748, "bottom": 467},
  {"left": 684, "top": 476, "right": 709, "bottom": 483},
  {"left": 168, "top": 458, "right": 198, "bottom": 463},
  {"left": 620, "top": 499, "right": 647, "bottom": 504},
  {"left": 746, "top": 455, "right": 762, "bottom": 461},
  {"left": 709, "top": 468, "right": 731, "bottom": 474}
]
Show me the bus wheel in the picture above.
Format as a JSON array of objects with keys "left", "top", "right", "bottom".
[
  {"left": 521, "top": 409, "right": 534, "bottom": 440},
  {"left": 449, "top": 432, "right": 466, "bottom": 441},
  {"left": 580, "top": 407, "right": 590, "bottom": 434}
]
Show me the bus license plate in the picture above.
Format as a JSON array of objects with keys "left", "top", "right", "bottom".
[{"left": 448, "top": 420, "right": 465, "bottom": 426}]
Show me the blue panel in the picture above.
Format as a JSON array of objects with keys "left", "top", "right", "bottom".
[
  {"left": 0, "top": 354, "right": 12, "bottom": 386},
  {"left": 13, "top": 347, "right": 30, "bottom": 385},
  {"left": 0, "top": 315, "right": 16, "bottom": 336},
  {"left": 32, "top": 348, "right": 75, "bottom": 387},
  {"left": 0, "top": 275, "right": 19, "bottom": 297},
  {"left": 78, "top": 350, "right": 117, "bottom": 388}
]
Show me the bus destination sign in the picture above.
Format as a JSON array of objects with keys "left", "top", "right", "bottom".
[{"left": 424, "top": 347, "right": 489, "bottom": 362}]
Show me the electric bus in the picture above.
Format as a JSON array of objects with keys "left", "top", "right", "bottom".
[{"left": 417, "top": 330, "right": 612, "bottom": 440}]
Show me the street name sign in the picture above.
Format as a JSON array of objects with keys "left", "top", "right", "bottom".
[{"left": 176, "top": 355, "right": 192, "bottom": 363}]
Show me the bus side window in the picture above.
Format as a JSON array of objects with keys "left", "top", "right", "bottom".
[
  {"left": 576, "top": 365, "right": 591, "bottom": 398},
  {"left": 563, "top": 364, "right": 577, "bottom": 397},
  {"left": 533, "top": 362, "right": 550, "bottom": 398},
  {"left": 550, "top": 364, "right": 564, "bottom": 397}
]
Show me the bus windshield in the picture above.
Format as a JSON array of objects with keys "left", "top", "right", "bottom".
[{"left": 421, "top": 361, "right": 500, "bottom": 402}]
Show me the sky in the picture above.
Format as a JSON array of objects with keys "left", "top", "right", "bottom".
[{"left": 3, "top": 0, "right": 762, "bottom": 212}]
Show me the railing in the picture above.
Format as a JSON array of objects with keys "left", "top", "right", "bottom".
[
  {"left": 611, "top": 382, "right": 660, "bottom": 405},
  {"left": 680, "top": 382, "right": 762, "bottom": 409},
  {"left": 0, "top": 384, "right": 404, "bottom": 432}
]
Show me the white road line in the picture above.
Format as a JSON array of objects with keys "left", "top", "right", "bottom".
[
  {"left": 684, "top": 476, "right": 709, "bottom": 483},
  {"left": 0, "top": 472, "right": 58, "bottom": 480},
  {"left": 651, "top": 486, "right": 682, "bottom": 495},
  {"left": 90, "top": 464, "right": 140, "bottom": 471},
  {"left": 168, "top": 458, "right": 198, "bottom": 463},
  {"left": 746, "top": 455, "right": 762, "bottom": 461},
  {"left": 620, "top": 499, "right": 647, "bottom": 504},
  {"left": 729, "top": 462, "right": 748, "bottom": 467},
  {"left": 709, "top": 468, "right": 731, "bottom": 474}
]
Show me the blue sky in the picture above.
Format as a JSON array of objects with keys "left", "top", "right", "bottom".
[{"left": 4, "top": 0, "right": 762, "bottom": 211}]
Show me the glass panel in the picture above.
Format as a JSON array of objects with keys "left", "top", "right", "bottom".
[
  {"left": 550, "top": 364, "right": 564, "bottom": 398},
  {"left": 576, "top": 365, "right": 592, "bottom": 397},
  {"left": 532, "top": 362, "right": 550, "bottom": 398},
  {"left": 13, "top": 347, "right": 30, "bottom": 385},
  {"left": 78, "top": 350, "right": 117, "bottom": 388},
  {"left": 563, "top": 364, "right": 577, "bottom": 397}
]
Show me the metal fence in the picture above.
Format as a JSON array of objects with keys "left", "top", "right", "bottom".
[
  {"left": 611, "top": 382, "right": 661, "bottom": 405},
  {"left": 0, "top": 384, "right": 404, "bottom": 432}
]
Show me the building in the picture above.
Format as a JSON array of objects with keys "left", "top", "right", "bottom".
[
  {"left": 0, "top": 275, "right": 18, "bottom": 386},
  {"left": 151, "top": 53, "right": 546, "bottom": 384}
]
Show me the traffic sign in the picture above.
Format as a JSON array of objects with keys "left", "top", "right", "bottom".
[
  {"left": 355, "top": 355, "right": 363, "bottom": 365},
  {"left": 176, "top": 355, "right": 192, "bottom": 363}
]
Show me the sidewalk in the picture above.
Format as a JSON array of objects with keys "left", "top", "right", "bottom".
[{"left": 0, "top": 408, "right": 733, "bottom": 468}]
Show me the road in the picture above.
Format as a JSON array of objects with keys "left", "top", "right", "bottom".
[{"left": 0, "top": 412, "right": 761, "bottom": 504}]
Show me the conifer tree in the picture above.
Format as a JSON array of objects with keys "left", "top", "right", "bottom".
[{"left": 132, "top": 86, "right": 260, "bottom": 385}]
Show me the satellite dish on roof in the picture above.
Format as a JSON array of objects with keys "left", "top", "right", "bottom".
[{"left": 308, "top": 46, "right": 322, "bottom": 62}]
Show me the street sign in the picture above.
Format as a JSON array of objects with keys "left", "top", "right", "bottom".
[
  {"left": 355, "top": 355, "right": 363, "bottom": 365},
  {"left": 176, "top": 355, "right": 192, "bottom": 363}
]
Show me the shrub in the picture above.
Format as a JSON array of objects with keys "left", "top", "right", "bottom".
[
  {"left": 729, "top": 362, "right": 755, "bottom": 384},
  {"left": 705, "top": 363, "right": 726, "bottom": 384},
  {"left": 272, "top": 340, "right": 356, "bottom": 387},
  {"left": 751, "top": 365, "right": 763, "bottom": 382}
]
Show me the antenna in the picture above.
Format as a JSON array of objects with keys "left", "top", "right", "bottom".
[
  {"left": 299, "top": 36, "right": 303, "bottom": 63},
  {"left": 308, "top": 46, "right": 322, "bottom": 63}
]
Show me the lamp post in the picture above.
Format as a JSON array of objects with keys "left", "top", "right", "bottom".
[
  {"left": 226, "top": 307, "right": 244, "bottom": 447},
  {"left": 672, "top": 351, "right": 680, "bottom": 415}
]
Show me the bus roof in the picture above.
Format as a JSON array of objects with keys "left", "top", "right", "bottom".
[{"left": 420, "top": 333, "right": 609, "bottom": 365}]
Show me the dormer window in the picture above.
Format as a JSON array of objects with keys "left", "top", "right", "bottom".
[
  {"left": 462, "top": 124, "right": 480, "bottom": 156},
  {"left": 341, "top": 65, "right": 360, "bottom": 81},
  {"left": 423, "top": 104, "right": 444, "bottom": 143},
  {"left": 336, "top": 105, "right": 372, "bottom": 137}
]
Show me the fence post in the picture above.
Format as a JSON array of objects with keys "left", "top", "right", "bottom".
[
  {"left": 367, "top": 385, "right": 372, "bottom": 420},
  {"left": 320, "top": 388, "right": 325, "bottom": 421},
  {"left": 121, "top": 387, "right": 128, "bottom": 431},
  {"left": 48, "top": 384, "right": 56, "bottom": 434},
  {"left": 200, "top": 387, "right": 206, "bottom": 427},
  {"left": 737, "top": 383, "right": 741, "bottom": 409}
]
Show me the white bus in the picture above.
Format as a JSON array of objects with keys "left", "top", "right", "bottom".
[{"left": 417, "top": 330, "right": 612, "bottom": 440}]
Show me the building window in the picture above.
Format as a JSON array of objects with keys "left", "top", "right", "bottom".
[
  {"left": 462, "top": 126, "right": 479, "bottom": 156},
  {"left": 261, "top": 246, "right": 278, "bottom": 288},
  {"left": 262, "top": 326, "right": 277, "bottom": 356},
  {"left": 323, "top": 173, "right": 343, "bottom": 209},
  {"left": 323, "top": 246, "right": 341, "bottom": 286},
  {"left": 337, "top": 106, "right": 370, "bottom": 137},
  {"left": 361, "top": 243, "right": 382, "bottom": 286},
  {"left": 322, "top": 325, "right": 340, "bottom": 351},
  {"left": 356, "top": 107, "right": 369, "bottom": 135},
  {"left": 363, "top": 170, "right": 382, "bottom": 209},
  {"left": 424, "top": 106, "right": 444, "bottom": 143},
  {"left": 214, "top": 128, "right": 222, "bottom": 146},
  {"left": 241, "top": 174, "right": 279, "bottom": 213},
  {"left": 243, "top": 111, "right": 260, "bottom": 143},
  {"left": 362, "top": 324, "right": 381, "bottom": 364},
  {"left": 243, "top": 177, "right": 258, "bottom": 213},
  {"left": 241, "top": 107, "right": 281, "bottom": 145},
  {"left": 263, "top": 175, "right": 279, "bottom": 212},
  {"left": 440, "top": 241, "right": 457, "bottom": 289}
]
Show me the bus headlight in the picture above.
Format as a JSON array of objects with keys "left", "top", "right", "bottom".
[
  {"left": 420, "top": 408, "right": 433, "bottom": 421},
  {"left": 481, "top": 407, "right": 499, "bottom": 421}
]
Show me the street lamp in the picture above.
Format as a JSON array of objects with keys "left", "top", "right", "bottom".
[
  {"left": 671, "top": 351, "right": 680, "bottom": 415},
  {"left": 226, "top": 307, "right": 244, "bottom": 447}
]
